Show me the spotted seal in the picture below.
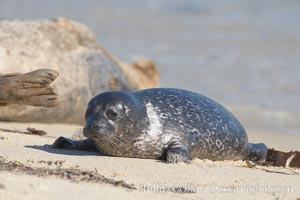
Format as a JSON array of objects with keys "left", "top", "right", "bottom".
[{"left": 53, "top": 88, "right": 268, "bottom": 163}]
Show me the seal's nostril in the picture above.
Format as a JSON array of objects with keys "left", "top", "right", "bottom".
[{"left": 89, "top": 122, "right": 104, "bottom": 132}]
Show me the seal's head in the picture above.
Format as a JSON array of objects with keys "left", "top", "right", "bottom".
[{"left": 83, "top": 91, "right": 144, "bottom": 155}]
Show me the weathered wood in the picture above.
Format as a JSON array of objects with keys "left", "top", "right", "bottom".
[{"left": 0, "top": 69, "right": 60, "bottom": 107}]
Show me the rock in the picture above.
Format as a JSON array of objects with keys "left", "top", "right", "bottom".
[{"left": 0, "top": 18, "right": 159, "bottom": 124}]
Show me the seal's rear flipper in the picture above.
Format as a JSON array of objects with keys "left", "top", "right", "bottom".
[
  {"left": 246, "top": 143, "right": 268, "bottom": 162},
  {"left": 258, "top": 149, "right": 300, "bottom": 168}
]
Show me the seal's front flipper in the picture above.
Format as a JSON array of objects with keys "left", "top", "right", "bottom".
[
  {"left": 53, "top": 137, "right": 98, "bottom": 151},
  {"left": 165, "top": 141, "right": 192, "bottom": 164}
]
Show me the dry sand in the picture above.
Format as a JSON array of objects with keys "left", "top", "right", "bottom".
[{"left": 0, "top": 122, "right": 299, "bottom": 200}]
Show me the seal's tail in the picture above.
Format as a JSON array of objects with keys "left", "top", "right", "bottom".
[{"left": 245, "top": 143, "right": 300, "bottom": 168}]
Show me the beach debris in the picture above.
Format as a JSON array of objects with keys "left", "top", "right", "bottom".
[
  {"left": 260, "top": 167, "right": 298, "bottom": 175},
  {"left": 246, "top": 148, "right": 300, "bottom": 169},
  {"left": 0, "top": 127, "right": 47, "bottom": 136},
  {"left": 263, "top": 149, "right": 300, "bottom": 168},
  {"left": 0, "top": 69, "right": 60, "bottom": 107},
  {"left": 0, "top": 156, "right": 135, "bottom": 190}
]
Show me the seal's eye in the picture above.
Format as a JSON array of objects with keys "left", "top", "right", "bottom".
[{"left": 106, "top": 109, "right": 118, "bottom": 120}]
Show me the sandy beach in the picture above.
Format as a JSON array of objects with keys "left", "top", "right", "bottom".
[{"left": 0, "top": 122, "right": 299, "bottom": 200}]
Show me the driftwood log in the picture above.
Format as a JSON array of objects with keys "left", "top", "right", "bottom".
[
  {"left": 0, "top": 69, "right": 60, "bottom": 107},
  {"left": 0, "top": 18, "right": 159, "bottom": 124}
]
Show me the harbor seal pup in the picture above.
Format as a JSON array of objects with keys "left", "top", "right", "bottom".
[{"left": 53, "top": 88, "right": 268, "bottom": 163}]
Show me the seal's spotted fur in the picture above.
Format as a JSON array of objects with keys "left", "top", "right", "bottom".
[{"left": 53, "top": 88, "right": 268, "bottom": 163}]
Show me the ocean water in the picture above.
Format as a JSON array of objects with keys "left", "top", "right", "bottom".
[{"left": 0, "top": 0, "right": 299, "bottom": 135}]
